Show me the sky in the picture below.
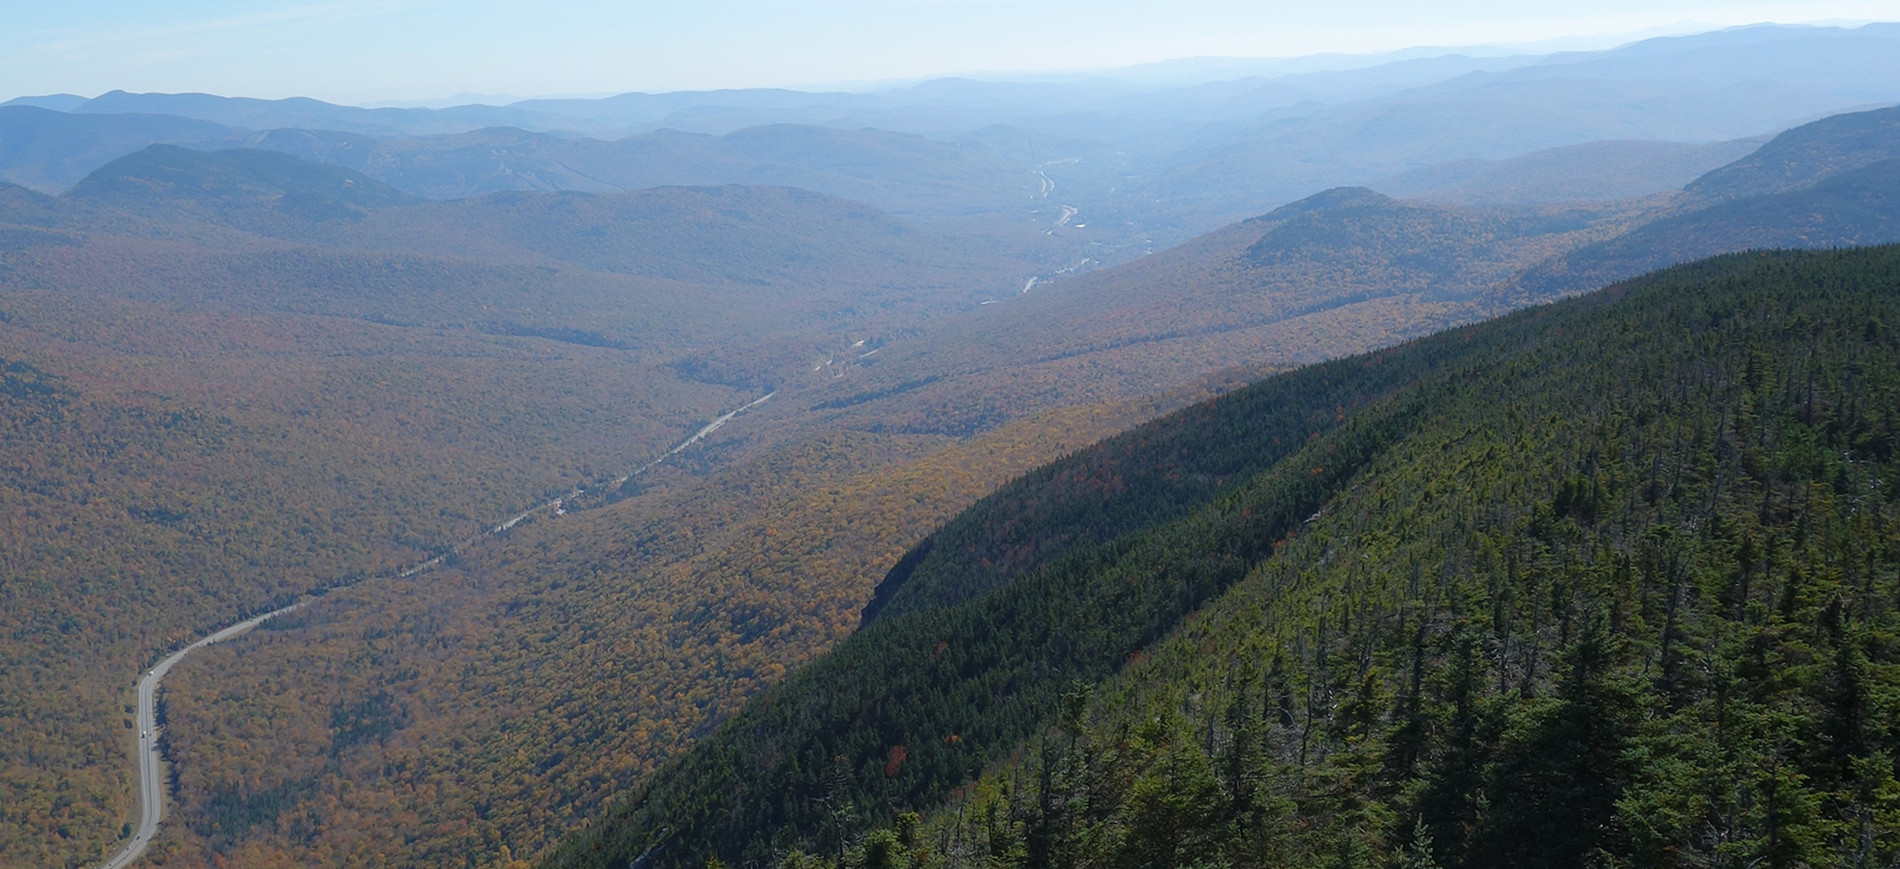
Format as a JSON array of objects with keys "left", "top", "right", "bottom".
[{"left": 2, "top": 0, "right": 1895, "bottom": 105}]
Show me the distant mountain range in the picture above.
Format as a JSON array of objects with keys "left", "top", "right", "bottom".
[
  {"left": 8, "top": 84, "right": 1898, "bottom": 453},
  {"left": 6, "top": 22, "right": 1900, "bottom": 246}
]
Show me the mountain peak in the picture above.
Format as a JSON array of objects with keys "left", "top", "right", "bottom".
[{"left": 1257, "top": 186, "right": 1397, "bottom": 222}]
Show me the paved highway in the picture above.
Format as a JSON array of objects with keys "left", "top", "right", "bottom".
[
  {"left": 99, "top": 602, "right": 305, "bottom": 869},
  {"left": 93, "top": 392, "right": 775, "bottom": 867}
]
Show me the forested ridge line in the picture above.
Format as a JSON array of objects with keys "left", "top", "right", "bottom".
[
  {"left": 545, "top": 256, "right": 1522, "bottom": 868},
  {"left": 546, "top": 245, "right": 1900, "bottom": 869},
  {"left": 861, "top": 245, "right": 1900, "bottom": 869}
]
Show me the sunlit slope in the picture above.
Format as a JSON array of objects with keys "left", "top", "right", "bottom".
[
  {"left": 548, "top": 245, "right": 1900, "bottom": 869},
  {"left": 807, "top": 187, "right": 1630, "bottom": 437},
  {"left": 1687, "top": 103, "right": 1900, "bottom": 203}
]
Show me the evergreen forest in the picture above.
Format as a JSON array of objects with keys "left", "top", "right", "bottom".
[{"left": 549, "top": 245, "right": 1900, "bottom": 869}]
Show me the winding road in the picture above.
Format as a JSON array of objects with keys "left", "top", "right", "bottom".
[
  {"left": 103, "top": 602, "right": 305, "bottom": 869},
  {"left": 94, "top": 392, "right": 775, "bottom": 868}
]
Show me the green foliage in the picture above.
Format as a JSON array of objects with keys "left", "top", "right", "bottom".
[
  {"left": 547, "top": 332, "right": 1436, "bottom": 869},
  {"left": 864, "top": 324, "right": 1440, "bottom": 624},
  {"left": 550, "top": 245, "right": 1900, "bottom": 868}
]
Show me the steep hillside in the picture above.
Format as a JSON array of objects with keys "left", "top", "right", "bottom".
[
  {"left": 1514, "top": 157, "right": 1900, "bottom": 302},
  {"left": 625, "top": 100, "right": 1900, "bottom": 481},
  {"left": 873, "top": 99, "right": 1900, "bottom": 408},
  {"left": 547, "top": 245, "right": 1900, "bottom": 869},
  {"left": 1688, "top": 103, "right": 1900, "bottom": 202},
  {"left": 0, "top": 182, "right": 57, "bottom": 227}
]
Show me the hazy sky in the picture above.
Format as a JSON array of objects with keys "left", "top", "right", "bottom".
[{"left": 3, "top": 0, "right": 1894, "bottom": 105}]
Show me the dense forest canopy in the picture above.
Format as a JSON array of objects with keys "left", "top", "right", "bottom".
[{"left": 548, "top": 246, "right": 1900, "bottom": 869}]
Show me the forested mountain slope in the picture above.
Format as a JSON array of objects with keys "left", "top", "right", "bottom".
[
  {"left": 1687, "top": 103, "right": 1900, "bottom": 203},
  {"left": 1481, "top": 102, "right": 1900, "bottom": 302},
  {"left": 549, "top": 245, "right": 1900, "bottom": 869},
  {"left": 806, "top": 187, "right": 1646, "bottom": 439},
  {"left": 1512, "top": 155, "right": 1900, "bottom": 303},
  {"left": 65, "top": 145, "right": 412, "bottom": 210},
  {"left": 607, "top": 99, "right": 1900, "bottom": 453},
  {"left": 1134, "top": 25, "right": 1900, "bottom": 232}
]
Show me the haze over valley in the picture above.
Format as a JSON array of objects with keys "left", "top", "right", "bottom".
[{"left": 5, "top": 9, "right": 1900, "bottom": 868}]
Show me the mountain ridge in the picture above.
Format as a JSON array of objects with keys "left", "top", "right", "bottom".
[{"left": 544, "top": 242, "right": 1900, "bottom": 869}]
